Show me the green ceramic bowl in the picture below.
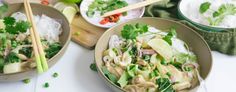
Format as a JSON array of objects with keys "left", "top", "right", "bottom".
[
  {"left": 178, "top": 0, "right": 234, "bottom": 32},
  {"left": 0, "top": 3, "right": 71, "bottom": 81},
  {"left": 95, "top": 17, "right": 213, "bottom": 92}
]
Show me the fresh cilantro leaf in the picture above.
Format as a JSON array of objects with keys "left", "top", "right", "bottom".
[
  {"left": 45, "top": 42, "right": 62, "bottom": 58},
  {"left": 208, "top": 4, "right": 236, "bottom": 26},
  {"left": 199, "top": 2, "right": 211, "bottom": 14},
  {"left": 163, "top": 28, "right": 177, "bottom": 45},
  {"left": 121, "top": 23, "right": 148, "bottom": 39},
  {"left": 3, "top": 17, "right": 15, "bottom": 26},
  {"left": 15, "top": 21, "right": 31, "bottom": 33},
  {"left": 156, "top": 78, "right": 175, "bottom": 92},
  {"left": 5, "top": 52, "right": 20, "bottom": 64},
  {"left": 3, "top": 17, "right": 31, "bottom": 34}
]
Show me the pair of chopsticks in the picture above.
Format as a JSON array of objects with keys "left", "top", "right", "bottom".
[
  {"left": 101, "top": 0, "right": 161, "bottom": 17},
  {"left": 24, "top": 0, "right": 48, "bottom": 73}
]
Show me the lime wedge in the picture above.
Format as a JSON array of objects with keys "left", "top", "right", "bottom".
[
  {"left": 62, "top": 6, "right": 77, "bottom": 23},
  {"left": 54, "top": 2, "right": 68, "bottom": 12},
  {"left": 54, "top": 2, "right": 79, "bottom": 12},
  {"left": 148, "top": 38, "right": 173, "bottom": 61},
  {"left": 0, "top": 19, "right": 5, "bottom": 29}
]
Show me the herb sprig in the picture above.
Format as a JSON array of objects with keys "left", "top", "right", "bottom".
[
  {"left": 121, "top": 23, "right": 148, "bottom": 39},
  {"left": 199, "top": 2, "right": 236, "bottom": 26},
  {"left": 3, "top": 17, "right": 31, "bottom": 34}
]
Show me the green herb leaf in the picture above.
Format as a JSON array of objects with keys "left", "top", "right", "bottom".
[
  {"left": 126, "top": 64, "right": 138, "bottom": 77},
  {"left": 90, "top": 63, "right": 97, "bottom": 72},
  {"left": 156, "top": 78, "right": 175, "bottom": 92},
  {"left": 5, "top": 52, "right": 20, "bottom": 64},
  {"left": 3, "top": 17, "right": 16, "bottom": 26},
  {"left": 199, "top": 2, "right": 211, "bottom": 14},
  {"left": 121, "top": 23, "right": 148, "bottom": 39},
  {"left": 3, "top": 17, "right": 31, "bottom": 34},
  {"left": 45, "top": 43, "right": 62, "bottom": 59},
  {"left": 163, "top": 28, "right": 176, "bottom": 45},
  {"left": 15, "top": 21, "right": 31, "bottom": 33}
]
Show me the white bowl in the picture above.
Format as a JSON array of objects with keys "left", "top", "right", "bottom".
[{"left": 80, "top": 0, "right": 145, "bottom": 28}]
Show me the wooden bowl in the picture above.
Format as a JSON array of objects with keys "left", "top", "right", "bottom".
[
  {"left": 0, "top": 3, "right": 71, "bottom": 81},
  {"left": 95, "top": 17, "right": 212, "bottom": 92}
]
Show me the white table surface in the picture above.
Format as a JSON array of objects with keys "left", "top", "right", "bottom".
[{"left": 0, "top": 42, "right": 235, "bottom": 92}]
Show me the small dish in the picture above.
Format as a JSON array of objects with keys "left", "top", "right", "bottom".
[{"left": 80, "top": 0, "right": 145, "bottom": 28}]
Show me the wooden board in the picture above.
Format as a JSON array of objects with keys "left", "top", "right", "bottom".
[{"left": 71, "top": 14, "right": 107, "bottom": 49}]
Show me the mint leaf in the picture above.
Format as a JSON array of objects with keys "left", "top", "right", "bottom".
[{"left": 199, "top": 2, "right": 211, "bottom": 14}]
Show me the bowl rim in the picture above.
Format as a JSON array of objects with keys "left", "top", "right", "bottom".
[
  {"left": 178, "top": 0, "right": 236, "bottom": 30},
  {"left": 95, "top": 17, "right": 213, "bottom": 91},
  {"left": 80, "top": 0, "right": 145, "bottom": 28},
  {"left": 0, "top": 3, "right": 71, "bottom": 76}
]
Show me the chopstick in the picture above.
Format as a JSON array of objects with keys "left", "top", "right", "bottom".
[
  {"left": 24, "top": 0, "right": 48, "bottom": 73},
  {"left": 101, "top": 0, "right": 161, "bottom": 17}
]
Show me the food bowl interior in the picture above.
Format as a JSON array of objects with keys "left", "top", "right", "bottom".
[
  {"left": 0, "top": 3, "right": 71, "bottom": 81},
  {"left": 95, "top": 18, "right": 212, "bottom": 91},
  {"left": 178, "top": 0, "right": 234, "bottom": 31}
]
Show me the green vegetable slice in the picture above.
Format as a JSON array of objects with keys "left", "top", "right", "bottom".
[
  {"left": 117, "top": 71, "right": 129, "bottom": 88},
  {"left": 199, "top": 2, "right": 211, "bottom": 14}
]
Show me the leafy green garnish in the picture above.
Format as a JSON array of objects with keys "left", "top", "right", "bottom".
[
  {"left": 200, "top": 2, "right": 236, "bottom": 26},
  {"left": 5, "top": 52, "right": 20, "bottom": 64},
  {"left": 45, "top": 43, "right": 62, "bottom": 58},
  {"left": 90, "top": 63, "right": 97, "bottom": 72},
  {"left": 19, "top": 47, "right": 33, "bottom": 58},
  {"left": 102, "top": 66, "right": 118, "bottom": 83},
  {"left": 87, "top": 0, "right": 128, "bottom": 17},
  {"left": 126, "top": 64, "right": 138, "bottom": 77},
  {"left": 213, "top": 4, "right": 236, "bottom": 17},
  {"left": 156, "top": 78, "right": 175, "bottom": 92},
  {"left": 149, "top": 68, "right": 159, "bottom": 78},
  {"left": 163, "top": 28, "right": 176, "bottom": 45},
  {"left": 3, "top": 17, "right": 31, "bottom": 34},
  {"left": 121, "top": 23, "right": 148, "bottom": 39},
  {"left": 4, "top": 17, "right": 15, "bottom": 26},
  {"left": 199, "top": 2, "right": 211, "bottom": 14}
]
